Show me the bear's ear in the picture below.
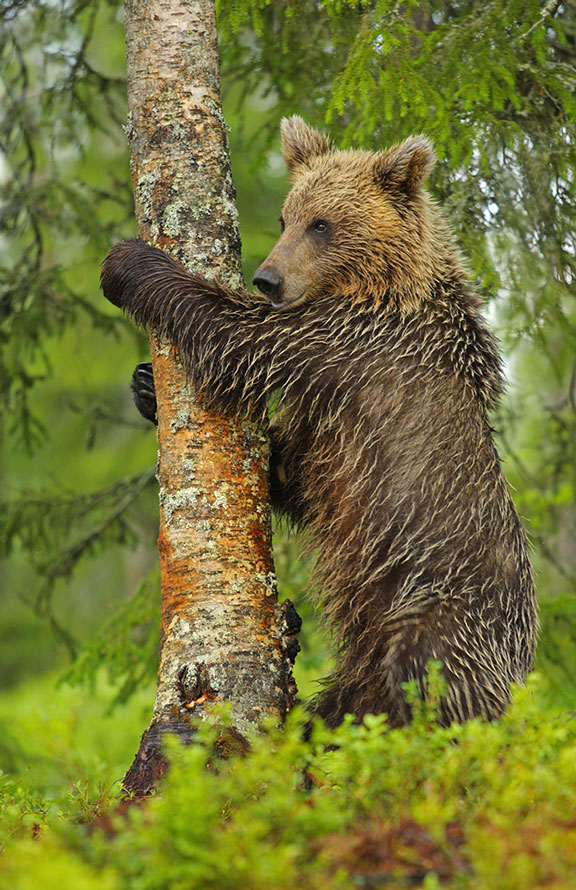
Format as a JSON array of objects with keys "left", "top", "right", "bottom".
[
  {"left": 281, "top": 116, "right": 332, "bottom": 175},
  {"left": 373, "top": 135, "right": 436, "bottom": 196}
]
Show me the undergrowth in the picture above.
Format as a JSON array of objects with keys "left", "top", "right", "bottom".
[{"left": 1, "top": 671, "right": 575, "bottom": 889}]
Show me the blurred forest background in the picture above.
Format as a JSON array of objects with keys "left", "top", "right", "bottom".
[{"left": 0, "top": 1, "right": 575, "bottom": 879}]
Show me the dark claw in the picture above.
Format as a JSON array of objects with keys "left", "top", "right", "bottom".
[
  {"left": 131, "top": 361, "right": 157, "bottom": 425},
  {"left": 279, "top": 598, "right": 302, "bottom": 665},
  {"left": 281, "top": 599, "right": 303, "bottom": 636}
]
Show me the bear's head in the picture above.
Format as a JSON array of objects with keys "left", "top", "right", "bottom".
[{"left": 253, "top": 116, "right": 448, "bottom": 313}]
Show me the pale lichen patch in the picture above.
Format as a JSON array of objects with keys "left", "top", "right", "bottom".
[
  {"left": 136, "top": 167, "right": 161, "bottom": 223},
  {"left": 169, "top": 409, "right": 191, "bottom": 432},
  {"left": 156, "top": 339, "right": 173, "bottom": 358},
  {"left": 180, "top": 458, "right": 197, "bottom": 483},
  {"left": 212, "top": 487, "right": 229, "bottom": 510},
  {"left": 169, "top": 616, "right": 191, "bottom": 639},
  {"left": 254, "top": 571, "right": 278, "bottom": 597},
  {"left": 160, "top": 486, "right": 200, "bottom": 522},
  {"left": 163, "top": 200, "right": 188, "bottom": 237}
]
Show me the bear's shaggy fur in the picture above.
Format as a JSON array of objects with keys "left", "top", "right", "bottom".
[{"left": 102, "top": 117, "right": 538, "bottom": 728}]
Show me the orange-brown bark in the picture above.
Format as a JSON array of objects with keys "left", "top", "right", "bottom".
[{"left": 121, "top": 0, "right": 298, "bottom": 797}]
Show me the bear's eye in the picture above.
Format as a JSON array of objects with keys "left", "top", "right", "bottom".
[
  {"left": 279, "top": 216, "right": 285, "bottom": 232},
  {"left": 309, "top": 219, "right": 330, "bottom": 237}
]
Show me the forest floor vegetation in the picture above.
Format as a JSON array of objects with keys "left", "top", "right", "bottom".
[{"left": 1, "top": 668, "right": 575, "bottom": 889}]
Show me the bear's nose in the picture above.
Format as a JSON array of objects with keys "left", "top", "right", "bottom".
[{"left": 253, "top": 267, "right": 283, "bottom": 300}]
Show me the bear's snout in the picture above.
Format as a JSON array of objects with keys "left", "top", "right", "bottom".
[{"left": 253, "top": 266, "right": 284, "bottom": 306}]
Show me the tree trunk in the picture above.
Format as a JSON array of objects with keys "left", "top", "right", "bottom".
[{"left": 121, "top": 0, "right": 299, "bottom": 797}]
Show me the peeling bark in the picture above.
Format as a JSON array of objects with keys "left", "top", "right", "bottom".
[{"left": 121, "top": 0, "right": 298, "bottom": 797}]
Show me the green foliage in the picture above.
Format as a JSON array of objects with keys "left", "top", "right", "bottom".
[
  {"left": 1, "top": 678, "right": 576, "bottom": 888},
  {"left": 0, "top": 472, "right": 156, "bottom": 658},
  {"left": 62, "top": 568, "right": 160, "bottom": 707},
  {"left": 1, "top": 0, "right": 155, "bottom": 686},
  {"left": 0, "top": 671, "right": 152, "bottom": 803},
  {"left": 0, "top": 0, "right": 132, "bottom": 450}
]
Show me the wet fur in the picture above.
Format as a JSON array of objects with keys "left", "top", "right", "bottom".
[{"left": 102, "top": 117, "right": 537, "bottom": 728}]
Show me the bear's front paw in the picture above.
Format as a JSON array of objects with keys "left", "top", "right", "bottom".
[
  {"left": 131, "top": 362, "right": 157, "bottom": 425},
  {"left": 101, "top": 238, "right": 160, "bottom": 310}
]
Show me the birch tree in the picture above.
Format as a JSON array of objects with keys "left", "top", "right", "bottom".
[{"left": 120, "top": 0, "right": 298, "bottom": 797}]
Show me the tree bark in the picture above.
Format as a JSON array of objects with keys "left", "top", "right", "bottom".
[{"left": 121, "top": 0, "right": 299, "bottom": 797}]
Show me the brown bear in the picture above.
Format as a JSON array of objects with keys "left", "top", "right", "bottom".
[{"left": 102, "top": 116, "right": 538, "bottom": 728}]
